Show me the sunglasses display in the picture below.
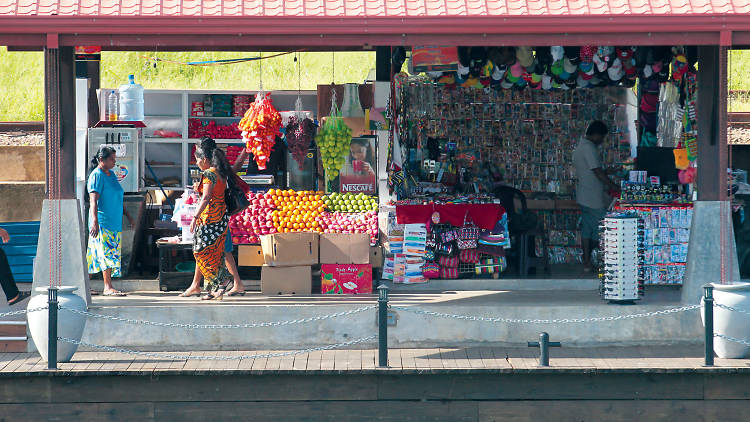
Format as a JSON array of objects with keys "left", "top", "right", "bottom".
[{"left": 599, "top": 214, "right": 644, "bottom": 303}]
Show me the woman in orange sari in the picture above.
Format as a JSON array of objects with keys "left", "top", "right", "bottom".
[{"left": 190, "top": 137, "right": 233, "bottom": 300}]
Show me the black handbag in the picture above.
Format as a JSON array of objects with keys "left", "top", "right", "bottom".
[{"left": 225, "top": 174, "right": 250, "bottom": 216}]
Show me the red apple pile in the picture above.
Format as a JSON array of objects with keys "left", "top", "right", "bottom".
[
  {"left": 316, "top": 210, "right": 378, "bottom": 245},
  {"left": 228, "top": 191, "right": 277, "bottom": 244},
  {"left": 188, "top": 118, "right": 241, "bottom": 139}
]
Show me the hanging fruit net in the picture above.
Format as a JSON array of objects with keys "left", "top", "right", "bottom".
[
  {"left": 286, "top": 116, "right": 317, "bottom": 171},
  {"left": 238, "top": 93, "right": 283, "bottom": 170},
  {"left": 317, "top": 105, "right": 352, "bottom": 181}
]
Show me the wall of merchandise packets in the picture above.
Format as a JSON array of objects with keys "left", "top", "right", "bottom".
[
  {"left": 400, "top": 83, "right": 634, "bottom": 195},
  {"left": 615, "top": 204, "right": 693, "bottom": 285}
]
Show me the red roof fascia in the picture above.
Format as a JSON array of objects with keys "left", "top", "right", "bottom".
[{"left": 2, "top": 14, "right": 750, "bottom": 35}]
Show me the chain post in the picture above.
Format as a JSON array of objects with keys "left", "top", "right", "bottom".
[
  {"left": 704, "top": 284, "right": 715, "bottom": 367},
  {"left": 528, "top": 332, "right": 561, "bottom": 367},
  {"left": 378, "top": 284, "right": 389, "bottom": 367},
  {"left": 47, "top": 287, "right": 58, "bottom": 370}
]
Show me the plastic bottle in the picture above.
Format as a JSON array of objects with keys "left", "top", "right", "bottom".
[
  {"left": 107, "top": 91, "right": 118, "bottom": 121},
  {"left": 118, "top": 74, "right": 144, "bottom": 121}
]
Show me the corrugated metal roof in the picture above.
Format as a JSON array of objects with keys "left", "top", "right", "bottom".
[{"left": 2, "top": 0, "right": 749, "bottom": 17}]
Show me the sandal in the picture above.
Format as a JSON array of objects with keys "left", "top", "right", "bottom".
[
  {"left": 7, "top": 291, "right": 30, "bottom": 306},
  {"left": 102, "top": 290, "right": 127, "bottom": 297}
]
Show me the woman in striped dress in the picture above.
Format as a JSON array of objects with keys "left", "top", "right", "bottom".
[{"left": 190, "top": 137, "right": 233, "bottom": 300}]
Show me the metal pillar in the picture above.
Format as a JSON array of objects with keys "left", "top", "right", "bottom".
[
  {"left": 377, "top": 284, "right": 389, "bottom": 367},
  {"left": 703, "top": 284, "right": 715, "bottom": 367},
  {"left": 47, "top": 287, "right": 58, "bottom": 370}
]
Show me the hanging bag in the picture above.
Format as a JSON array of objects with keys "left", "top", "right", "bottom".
[
  {"left": 422, "top": 263, "right": 440, "bottom": 279},
  {"left": 225, "top": 173, "right": 250, "bottom": 216},
  {"left": 459, "top": 249, "right": 480, "bottom": 264}
]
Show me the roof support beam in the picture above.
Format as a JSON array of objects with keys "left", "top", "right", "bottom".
[{"left": 44, "top": 45, "right": 76, "bottom": 200}]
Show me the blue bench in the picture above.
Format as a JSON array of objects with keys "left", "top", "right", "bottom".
[{"left": 1, "top": 222, "right": 40, "bottom": 283}]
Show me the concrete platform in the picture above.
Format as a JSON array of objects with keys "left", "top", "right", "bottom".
[{"left": 49, "top": 286, "right": 703, "bottom": 352}]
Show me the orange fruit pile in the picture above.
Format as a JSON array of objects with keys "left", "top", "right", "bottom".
[{"left": 269, "top": 189, "right": 326, "bottom": 233}]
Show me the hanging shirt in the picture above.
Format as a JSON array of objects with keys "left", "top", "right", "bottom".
[
  {"left": 87, "top": 167, "right": 124, "bottom": 232},
  {"left": 572, "top": 138, "right": 607, "bottom": 209}
]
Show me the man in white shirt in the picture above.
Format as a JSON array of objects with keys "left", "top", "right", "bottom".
[{"left": 573, "top": 121, "right": 620, "bottom": 272}]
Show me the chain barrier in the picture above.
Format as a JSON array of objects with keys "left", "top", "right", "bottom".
[
  {"left": 390, "top": 304, "right": 701, "bottom": 324},
  {"left": 0, "top": 306, "right": 48, "bottom": 319},
  {"left": 714, "top": 333, "right": 750, "bottom": 347},
  {"left": 715, "top": 303, "right": 750, "bottom": 317},
  {"left": 57, "top": 335, "right": 377, "bottom": 361},
  {"left": 59, "top": 305, "right": 376, "bottom": 329}
]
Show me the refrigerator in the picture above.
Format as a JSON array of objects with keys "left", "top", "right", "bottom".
[{"left": 87, "top": 127, "right": 141, "bottom": 193}]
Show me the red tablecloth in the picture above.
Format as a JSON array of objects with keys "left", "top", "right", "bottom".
[{"left": 395, "top": 204, "right": 506, "bottom": 230}]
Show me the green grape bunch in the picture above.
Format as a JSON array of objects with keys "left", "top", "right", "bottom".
[{"left": 317, "top": 110, "right": 353, "bottom": 181}]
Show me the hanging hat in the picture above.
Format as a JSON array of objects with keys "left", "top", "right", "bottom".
[
  {"left": 607, "top": 58, "right": 624, "bottom": 81},
  {"left": 579, "top": 61, "right": 595, "bottom": 75},
  {"left": 564, "top": 47, "right": 581, "bottom": 64},
  {"left": 500, "top": 79, "right": 514, "bottom": 89},
  {"left": 491, "top": 64, "right": 506, "bottom": 81},
  {"left": 563, "top": 57, "right": 578, "bottom": 74},
  {"left": 580, "top": 45, "right": 597, "bottom": 63},
  {"left": 468, "top": 47, "right": 488, "bottom": 77},
  {"left": 551, "top": 59, "right": 564, "bottom": 76},
  {"left": 577, "top": 74, "right": 591, "bottom": 88},
  {"left": 651, "top": 60, "right": 663, "bottom": 74},
  {"left": 426, "top": 71, "right": 443, "bottom": 80},
  {"left": 515, "top": 46, "right": 535, "bottom": 67},
  {"left": 593, "top": 53, "right": 608, "bottom": 73},
  {"left": 564, "top": 78, "right": 577, "bottom": 89},
  {"left": 536, "top": 47, "right": 553, "bottom": 66},
  {"left": 551, "top": 46, "right": 564, "bottom": 62},
  {"left": 509, "top": 61, "right": 524, "bottom": 78},
  {"left": 542, "top": 74, "right": 553, "bottom": 90},
  {"left": 531, "top": 72, "right": 543, "bottom": 84}
]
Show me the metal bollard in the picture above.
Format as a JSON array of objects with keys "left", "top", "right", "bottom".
[
  {"left": 528, "top": 332, "right": 561, "bottom": 367},
  {"left": 703, "top": 284, "right": 714, "bottom": 367},
  {"left": 377, "top": 284, "right": 389, "bottom": 367},
  {"left": 47, "top": 286, "right": 58, "bottom": 370}
]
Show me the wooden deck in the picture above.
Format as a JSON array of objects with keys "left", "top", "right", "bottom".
[
  {"left": 2, "top": 346, "right": 750, "bottom": 421},
  {"left": 2, "top": 345, "right": 749, "bottom": 375}
]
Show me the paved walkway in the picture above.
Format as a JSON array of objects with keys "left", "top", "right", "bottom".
[{"left": 2, "top": 345, "right": 748, "bottom": 375}]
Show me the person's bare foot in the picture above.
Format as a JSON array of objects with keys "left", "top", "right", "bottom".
[{"left": 227, "top": 280, "right": 245, "bottom": 296}]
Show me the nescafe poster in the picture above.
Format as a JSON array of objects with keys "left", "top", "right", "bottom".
[{"left": 339, "top": 136, "right": 377, "bottom": 195}]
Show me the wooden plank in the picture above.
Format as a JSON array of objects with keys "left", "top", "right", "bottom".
[
  {"left": 320, "top": 350, "right": 335, "bottom": 371},
  {"left": 465, "top": 347, "right": 485, "bottom": 369},
  {"left": 292, "top": 353, "right": 308, "bottom": 371},
  {"left": 13, "top": 354, "right": 40, "bottom": 373},
  {"left": 333, "top": 350, "right": 348, "bottom": 371},
  {"left": 424, "top": 348, "right": 444, "bottom": 371},
  {"left": 0, "top": 353, "right": 22, "bottom": 372},
  {"left": 451, "top": 348, "right": 471, "bottom": 369},
  {"left": 265, "top": 353, "right": 282, "bottom": 371},
  {"left": 347, "top": 349, "right": 362, "bottom": 372},
  {"left": 361, "top": 349, "right": 375, "bottom": 370},
  {"left": 399, "top": 348, "right": 416, "bottom": 370},
  {"left": 389, "top": 349, "right": 402, "bottom": 370},
  {"left": 237, "top": 352, "right": 254, "bottom": 371},
  {"left": 306, "top": 350, "right": 322, "bottom": 372},
  {"left": 413, "top": 349, "right": 431, "bottom": 370},
  {"left": 250, "top": 351, "right": 269, "bottom": 373},
  {"left": 1, "top": 353, "right": 32, "bottom": 372},
  {"left": 439, "top": 348, "right": 459, "bottom": 369},
  {"left": 181, "top": 352, "right": 203, "bottom": 371}
]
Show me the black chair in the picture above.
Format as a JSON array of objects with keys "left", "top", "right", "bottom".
[{"left": 493, "top": 186, "right": 548, "bottom": 277}]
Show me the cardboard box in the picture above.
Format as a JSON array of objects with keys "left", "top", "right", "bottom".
[
  {"left": 319, "top": 233, "right": 370, "bottom": 264},
  {"left": 261, "top": 265, "right": 312, "bottom": 295},
  {"left": 237, "top": 245, "right": 264, "bottom": 267},
  {"left": 369, "top": 246, "right": 383, "bottom": 268},
  {"left": 321, "top": 264, "right": 373, "bottom": 294},
  {"left": 260, "top": 233, "right": 319, "bottom": 266}
]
